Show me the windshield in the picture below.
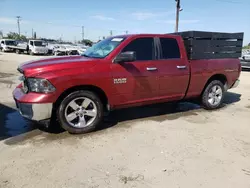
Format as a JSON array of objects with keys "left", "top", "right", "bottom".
[
  {"left": 34, "top": 41, "right": 45, "bottom": 47},
  {"left": 5, "top": 40, "right": 16, "bottom": 46},
  {"left": 83, "top": 37, "right": 126, "bottom": 58}
]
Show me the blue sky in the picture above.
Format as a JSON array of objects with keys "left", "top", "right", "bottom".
[{"left": 0, "top": 0, "right": 249, "bottom": 44}]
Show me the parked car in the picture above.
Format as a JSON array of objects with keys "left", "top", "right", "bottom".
[
  {"left": 0, "top": 39, "right": 17, "bottom": 52},
  {"left": 76, "top": 44, "right": 88, "bottom": 54},
  {"left": 53, "top": 44, "right": 79, "bottom": 56},
  {"left": 242, "top": 52, "right": 250, "bottom": 61},
  {"left": 13, "top": 31, "right": 242, "bottom": 134}
]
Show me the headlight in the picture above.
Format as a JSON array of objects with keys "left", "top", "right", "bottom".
[{"left": 27, "top": 78, "right": 56, "bottom": 93}]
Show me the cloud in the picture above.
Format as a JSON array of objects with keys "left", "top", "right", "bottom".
[
  {"left": 131, "top": 11, "right": 175, "bottom": 21},
  {"left": 0, "top": 17, "right": 30, "bottom": 25},
  {"left": 91, "top": 15, "right": 115, "bottom": 21},
  {"left": 157, "top": 19, "right": 200, "bottom": 24},
  {"left": 0, "top": 17, "right": 16, "bottom": 24},
  {"left": 131, "top": 12, "right": 157, "bottom": 20}
]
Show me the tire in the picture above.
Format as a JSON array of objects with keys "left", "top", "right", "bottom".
[
  {"left": 57, "top": 90, "right": 104, "bottom": 134},
  {"left": 29, "top": 50, "right": 34, "bottom": 55},
  {"left": 16, "top": 49, "right": 21, "bottom": 54},
  {"left": 201, "top": 80, "right": 225, "bottom": 110}
]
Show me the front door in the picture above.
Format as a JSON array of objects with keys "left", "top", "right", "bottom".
[{"left": 110, "top": 37, "right": 158, "bottom": 107}]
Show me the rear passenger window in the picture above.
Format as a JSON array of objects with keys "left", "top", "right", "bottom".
[
  {"left": 160, "top": 38, "right": 180, "bottom": 59},
  {"left": 121, "top": 37, "right": 154, "bottom": 61}
]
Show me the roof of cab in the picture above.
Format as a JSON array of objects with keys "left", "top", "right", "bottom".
[{"left": 109, "top": 33, "right": 181, "bottom": 39}]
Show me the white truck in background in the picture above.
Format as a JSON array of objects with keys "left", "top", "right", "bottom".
[
  {"left": 7, "top": 39, "right": 49, "bottom": 55},
  {"left": 0, "top": 39, "right": 17, "bottom": 52}
]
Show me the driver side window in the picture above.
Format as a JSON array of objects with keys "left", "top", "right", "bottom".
[
  {"left": 121, "top": 37, "right": 154, "bottom": 61},
  {"left": 30, "top": 41, "right": 34, "bottom": 46}
]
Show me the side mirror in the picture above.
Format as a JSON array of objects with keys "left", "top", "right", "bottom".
[{"left": 114, "top": 51, "right": 136, "bottom": 63}]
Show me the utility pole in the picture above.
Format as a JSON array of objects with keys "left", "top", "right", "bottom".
[
  {"left": 175, "top": 0, "right": 180, "bottom": 32},
  {"left": 16, "top": 16, "right": 21, "bottom": 36},
  {"left": 110, "top": 30, "right": 113, "bottom": 36},
  {"left": 82, "top": 26, "right": 84, "bottom": 42}
]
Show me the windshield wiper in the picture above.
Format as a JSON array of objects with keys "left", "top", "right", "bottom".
[
  {"left": 82, "top": 54, "right": 91, "bottom": 58},
  {"left": 82, "top": 54, "right": 103, "bottom": 59}
]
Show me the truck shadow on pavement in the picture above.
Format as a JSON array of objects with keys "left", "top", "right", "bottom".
[
  {"left": 0, "top": 91, "right": 241, "bottom": 142},
  {"left": 0, "top": 103, "right": 37, "bottom": 141},
  {"left": 98, "top": 91, "right": 241, "bottom": 131}
]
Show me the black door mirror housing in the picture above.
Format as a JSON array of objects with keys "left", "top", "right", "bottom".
[{"left": 114, "top": 51, "right": 136, "bottom": 63}]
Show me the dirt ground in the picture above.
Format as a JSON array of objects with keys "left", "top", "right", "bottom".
[{"left": 0, "top": 52, "right": 250, "bottom": 188}]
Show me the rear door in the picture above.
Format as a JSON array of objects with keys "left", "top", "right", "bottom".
[
  {"left": 110, "top": 37, "right": 159, "bottom": 107},
  {"left": 156, "top": 37, "right": 190, "bottom": 100}
]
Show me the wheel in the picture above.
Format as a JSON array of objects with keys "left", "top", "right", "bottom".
[
  {"left": 16, "top": 49, "right": 21, "bottom": 54},
  {"left": 29, "top": 50, "right": 34, "bottom": 55},
  {"left": 201, "top": 80, "right": 225, "bottom": 110},
  {"left": 57, "top": 90, "right": 104, "bottom": 134}
]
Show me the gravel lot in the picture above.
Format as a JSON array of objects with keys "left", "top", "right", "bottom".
[{"left": 0, "top": 52, "right": 250, "bottom": 188}]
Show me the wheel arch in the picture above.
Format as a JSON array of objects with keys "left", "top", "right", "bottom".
[
  {"left": 201, "top": 74, "right": 228, "bottom": 95},
  {"left": 54, "top": 85, "right": 109, "bottom": 111}
]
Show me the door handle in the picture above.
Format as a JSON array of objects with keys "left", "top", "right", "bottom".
[
  {"left": 146, "top": 67, "right": 157, "bottom": 71},
  {"left": 177, "top": 65, "right": 187, "bottom": 69}
]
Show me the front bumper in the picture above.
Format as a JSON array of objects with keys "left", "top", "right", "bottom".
[
  {"left": 15, "top": 101, "right": 53, "bottom": 121},
  {"left": 241, "top": 60, "right": 250, "bottom": 69},
  {"left": 231, "top": 79, "right": 240, "bottom": 89},
  {"left": 13, "top": 87, "right": 53, "bottom": 121},
  {"left": 33, "top": 51, "right": 48, "bottom": 54}
]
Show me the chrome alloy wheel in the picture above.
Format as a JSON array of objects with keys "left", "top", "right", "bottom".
[
  {"left": 208, "top": 85, "right": 223, "bottom": 106},
  {"left": 64, "top": 97, "right": 97, "bottom": 128}
]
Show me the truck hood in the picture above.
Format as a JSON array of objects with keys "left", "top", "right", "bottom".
[{"left": 19, "top": 55, "right": 98, "bottom": 77}]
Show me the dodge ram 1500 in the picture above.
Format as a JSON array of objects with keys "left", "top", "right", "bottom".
[{"left": 13, "top": 31, "right": 243, "bottom": 134}]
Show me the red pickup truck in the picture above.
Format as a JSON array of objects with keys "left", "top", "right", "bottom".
[{"left": 13, "top": 31, "right": 242, "bottom": 134}]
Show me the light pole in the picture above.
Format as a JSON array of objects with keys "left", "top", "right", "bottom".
[
  {"left": 16, "top": 16, "right": 21, "bottom": 36},
  {"left": 82, "top": 26, "right": 84, "bottom": 41},
  {"left": 175, "top": 0, "right": 183, "bottom": 32}
]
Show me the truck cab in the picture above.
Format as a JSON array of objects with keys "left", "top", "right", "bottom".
[
  {"left": 28, "top": 40, "right": 48, "bottom": 55},
  {"left": 0, "top": 39, "right": 17, "bottom": 52}
]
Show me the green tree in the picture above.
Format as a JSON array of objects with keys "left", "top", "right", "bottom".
[
  {"left": 81, "top": 39, "right": 93, "bottom": 46},
  {"left": 243, "top": 45, "right": 250, "bottom": 49},
  {"left": 5, "top": 32, "right": 27, "bottom": 40}
]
